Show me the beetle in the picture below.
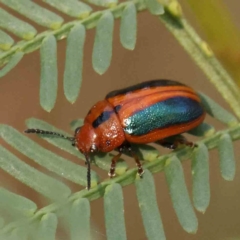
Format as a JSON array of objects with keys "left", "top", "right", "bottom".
[{"left": 25, "top": 79, "right": 206, "bottom": 190}]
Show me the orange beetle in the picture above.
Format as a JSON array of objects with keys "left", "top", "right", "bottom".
[{"left": 25, "top": 79, "right": 205, "bottom": 189}]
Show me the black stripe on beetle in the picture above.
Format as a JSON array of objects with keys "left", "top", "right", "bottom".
[
  {"left": 92, "top": 111, "right": 114, "bottom": 128},
  {"left": 114, "top": 105, "right": 121, "bottom": 113},
  {"left": 105, "top": 79, "right": 185, "bottom": 98}
]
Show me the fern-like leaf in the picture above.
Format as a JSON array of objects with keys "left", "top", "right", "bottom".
[{"left": 0, "top": 0, "right": 240, "bottom": 239}]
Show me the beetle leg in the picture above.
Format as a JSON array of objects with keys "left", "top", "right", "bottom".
[
  {"left": 177, "top": 138, "right": 197, "bottom": 148},
  {"left": 118, "top": 142, "right": 144, "bottom": 177},
  {"left": 108, "top": 153, "right": 122, "bottom": 178},
  {"left": 130, "top": 151, "right": 144, "bottom": 178},
  {"left": 159, "top": 135, "right": 197, "bottom": 150},
  {"left": 174, "top": 136, "right": 197, "bottom": 148}
]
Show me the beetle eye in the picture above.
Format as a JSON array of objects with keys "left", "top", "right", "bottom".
[
  {"left": 90, "top": 144, "right": 98, "bottom": 153},
  {"left": 74, "top": 127, "right": 81, "bottom": 135}
]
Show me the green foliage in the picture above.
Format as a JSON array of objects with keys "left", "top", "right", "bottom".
[
  {"left": 145, "top": 0, "right": 164, "bottom": 15},
  {"left": 43, "top": 0, "right": 92, "bottom": 18},
  {"left": 0, "top": 7, "right": 37, "bottom": 39},
  {"left": 0, "top": 188, "right": 37, "bottom": 218},
  {"left": 69, "top": 198, "right": 91, "bottom": 240},
  {"left": 1, "top": 98, "right": 240, "bottom": 238},
  {"left": 0, "top": 0, "right": 149, "bottom": 107},
  {"left": 0, "top": 29, "right": 14, "bottom": 50},
  {"left": 192, "top": 143, "right": 210, "bottom": 213},
  {"left": 0, "top": 124, "right": 99, "bottom": 189},
  {"left": 36, "top": 213, "right": 58, "bottom": 240},
  {"left": 1, "top": 0, "right": 64, "bottom": 29},
  {"left": 165, "top": 157, "right": 198, "bottom": 233},
  {"left": 198, "top": 92, "right": 238, "bottom": 126},
  {"left": 135, "top": 170, "right": 165, "bottom": 240},
  {"left": 40, "top": 35, "right": 58, "bottom": 112},
  {"left": 64, "top": 24, "right": 85, "bottom": 103},
  {"left": 0, "top": 0, "right": 240, "bottom": 239},
  {"left": 0, "top": 142, "right": 71, "bottom": 201},
  {"left": 120, "top": 3, "right": 137, "bottom": 50},
  {"left": 104, "top": 184, "right": 127, "bottom": 240},
  {"left": 0, "top": 52, "right": 23, "bottom": 78},
  {"left": 92, "top": 11, "right": 114, "bottom": 75},
  {"left": 217, "top": 133, "right": 236, "bottom": 181}
]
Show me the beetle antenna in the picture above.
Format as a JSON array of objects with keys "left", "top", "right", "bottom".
[
  {"left": 85, "top": 154, "right": 91, "bottom": 190},
  {"left": 24, "top": 128, "right": 75, "bottom": 142}
]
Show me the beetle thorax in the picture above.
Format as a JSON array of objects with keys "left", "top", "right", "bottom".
[{"left": 76, "top": 100, "right": 126, "bottom": 153}]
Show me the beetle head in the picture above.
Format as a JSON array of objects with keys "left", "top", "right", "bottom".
[
  {"left": 24, "top": 126, "right": 94, "bottom": 190},
  {"left": 74, "top": 123, "right": 99, "bottom": 155}
]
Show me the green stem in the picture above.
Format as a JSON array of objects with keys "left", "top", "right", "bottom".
[
  {"left": 1, "top": 123, "right": 240, "bottom": 235},
  {"left": 159, "top": 3, "right": 240, "bottom": 119},
  {"left": 182, "top": 18, "right": 240, "bottom": 102},
  {"left": 0, "top": 0, "right": 146, "bottom": 66}
]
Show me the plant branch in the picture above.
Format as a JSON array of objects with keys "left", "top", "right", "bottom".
[
  {"left": 0, "top": 0, "right": 146, "bottom": 66},
  {"left": 1, "top": 123, "right": 240, "bottom": 235},
  {"left": 159, "top": 1, "right": 240, "bottom": 119}
]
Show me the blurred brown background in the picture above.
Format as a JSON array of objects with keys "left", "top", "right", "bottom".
[{"left": 0, "top": 0, "right": 240, "bottom": 239}]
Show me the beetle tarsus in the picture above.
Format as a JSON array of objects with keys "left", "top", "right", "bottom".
[
  {"left": 138, "top": 170, "right": 144, "bottom": 178},
  {"left": 108, "top": 171, "right": 116, "bottom": 178},
  {"left": 108, "top": 153, "right": 122, "bottom": 178},
  {"left": 137, "top": 165, "right": 144, "bottom": 178},
  {"left": 129, "top": 149, "right": 144, "bottom": 178}
]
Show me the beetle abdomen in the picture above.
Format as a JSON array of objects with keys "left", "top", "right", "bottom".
[
  {"left": 123, "top": 96, "right": 204, "bottom": 136},
  {"left": 106, "top": 79, "right": 205, "bottom": 144}
]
